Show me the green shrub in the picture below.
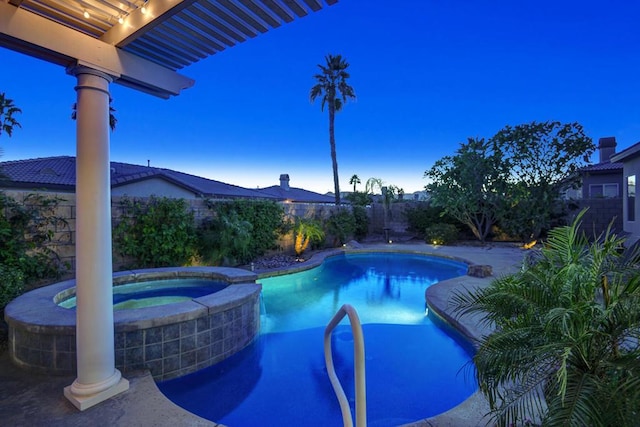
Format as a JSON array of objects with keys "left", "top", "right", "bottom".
[
  {"left": 405, "top": 202, "right": 461, "bottom": 238},
  {"left": 352, "top": 205, "right": 369, "bottom": 240},
  {"left": 0, "top": 192, "right": 69, "bottom": 284},
  {"left": 205, "top": 200, "right": 285, "bottom": 261},
  {"left": 197, "top": 211, "right": 253, "bottom": 266},
  {"left": 0, "top": 264, "right": 24, "bottom": 310},
  {"left": 326, "top": 208, "right": 356, "bottom": 245},
  {"left": 346, "top": 191, "right": 372, "bottom": 207},
  {"left": 424, "top": 223, "right": 458, "bottom": 245},
  {"left": 114, "top": 196, "right": 196, "bottom": 268}
]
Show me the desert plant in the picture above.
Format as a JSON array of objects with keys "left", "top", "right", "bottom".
[
  {"left": 453, "top": 211, "right": 640, "bottom": 426},
  {"left": 293, "top": 218, "right": 325, "bottom": 257}
]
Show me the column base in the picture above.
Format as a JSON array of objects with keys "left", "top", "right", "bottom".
[{"left": 64, "top": 377, "right": 130, "bottom": 411}]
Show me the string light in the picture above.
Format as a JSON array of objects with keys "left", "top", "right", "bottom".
[
  {"left": 83, "top": 10, "right": 90, "bottom": 19},
  {"left": 141, "top": 1, "right": 148, "bottom": 14},
  {"left": 118, "top": 16, "right": 124, "bottom": 24}
]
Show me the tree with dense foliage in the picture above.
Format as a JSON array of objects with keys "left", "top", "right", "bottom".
[
  {"left": 425, "top": 121, "right": 594, "bottom": 243},
  {"left": 453, "top": 212, "right": 640, "bottom": 426},
  {"left": 349, "top": 174, "right": 361, "bottom": 193},
  {"left": 494, "top": 121, "right": 594, "bottom": 243},
  {"left": 310, "top": 54, "right": 356, "bottom": 205},
  {"left": 0, "top": 92, "right": 21, "bottom": 138},
  {"left": 425, "top": 137, "right": 509, "bottom": 242}
]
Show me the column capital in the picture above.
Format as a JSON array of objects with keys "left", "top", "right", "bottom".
[{"left": 67, "top": 64, "right": 114, "bottom": 84}]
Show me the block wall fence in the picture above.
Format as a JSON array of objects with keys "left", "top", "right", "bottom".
[
  {"left": 2, "top": 191, "right": 378, "bottom": 273},
  {"left": 3, "top": 189, "right": 622, "bottom": 276}
]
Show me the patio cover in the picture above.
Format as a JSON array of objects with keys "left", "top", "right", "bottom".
[{"left": 0, "top": 0, "right": 338, "bottom": 411}]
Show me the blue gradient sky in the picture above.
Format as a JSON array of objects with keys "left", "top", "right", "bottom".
[{"left": 1, "top": 0, "right": 639, "bottom": 194}]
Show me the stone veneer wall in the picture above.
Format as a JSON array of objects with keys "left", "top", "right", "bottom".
[{"left": 5, "top": 268, "right": 261, "bottom": 381}]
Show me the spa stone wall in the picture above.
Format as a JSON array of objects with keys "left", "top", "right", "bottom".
[{"left": 5, "top": 271, "right": 262, "bottom": 381}]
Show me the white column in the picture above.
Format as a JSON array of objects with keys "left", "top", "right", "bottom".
[{"left": 64, "top": 66, "right": 129, "bottom": 411}]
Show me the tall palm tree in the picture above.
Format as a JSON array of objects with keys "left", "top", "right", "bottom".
[
  {"left": 0, "top": 92, "right": 22, "bottom": 138},
  {"left": 453, "top": 211, "right": 640, "bottom": 426},
  {"left": 349, "top": 174, "right": 361, "bottom": 193},
  {"left": 310, "top": 54, "right": 356, "bottom": 205}
]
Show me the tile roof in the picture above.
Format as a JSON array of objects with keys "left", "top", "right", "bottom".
[
  {"left": 0, "top": 156, "right": 276, "bottom": 199},
  {"left": 257, "top": 185, "right": 336, "bottom": 204},
  {"left": 580, "top": 161, "right": 623, "bottom": 173}
]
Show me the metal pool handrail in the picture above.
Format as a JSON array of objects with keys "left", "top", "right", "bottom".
[{"left": 324, "top": 304, "right": 367, "bottom": 427}]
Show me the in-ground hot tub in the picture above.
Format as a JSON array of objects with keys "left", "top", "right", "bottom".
[
  {"left": 4, "top": 267, "right": 262, "bottom": 381},
  {"left": 57, "top": 277, "right": 232, "bottom": 310}
]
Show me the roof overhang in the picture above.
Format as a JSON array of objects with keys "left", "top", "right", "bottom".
[
  {"left": 611, "top": 142, "right": 640, "bottom": 164},
  {"left": 1, "top": 0, "right": 339, "bottom": 99}
]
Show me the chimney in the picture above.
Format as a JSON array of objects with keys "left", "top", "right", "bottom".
[
  {"left": 598, "top": 137, "right": 617, "bottom": 163},
  {"left": 279, "top": 174, "right": 290, "bottom": 191}
]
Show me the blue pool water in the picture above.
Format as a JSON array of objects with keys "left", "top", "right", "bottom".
[
  {"left": 159, "top": 253, "right": 477, "bottom": 426},
  {"left": 58, "top": 278, "right": 229, "bottom": 310}
]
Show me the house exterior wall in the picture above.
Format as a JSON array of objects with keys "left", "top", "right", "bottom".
[
  {"left": 622, "top": 157, "right": 640, "bottom": 244},
  {"left": 581, "top": 172, "right": 623, "bottom": 199},
  {"left": 570, "top": 198, "right": 623, "bottom": 237},
  {"left": 111, "top": 178, "right": 197, "bottom": 199}
]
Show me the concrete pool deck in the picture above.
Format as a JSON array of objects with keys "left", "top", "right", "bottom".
[{"left": 0, "top": 242, "right": 527, "bottom": 426}]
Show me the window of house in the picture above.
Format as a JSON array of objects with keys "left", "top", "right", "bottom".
[
  {"left": 589, "top": 183, "right": 619, "bottom": 198},
  {"left": 628, "top": 175, "right": 636, "bottom": 221}
]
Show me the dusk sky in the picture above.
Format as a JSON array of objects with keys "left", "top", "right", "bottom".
[{"left": 1, "top": 0, "right": 639, "bottom": 194}]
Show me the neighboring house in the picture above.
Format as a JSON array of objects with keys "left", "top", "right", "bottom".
[
  {"left": 256, "top": 174, "right": 335, "bottom": 204},
  {"left": 0, "top": 156, "right": 276, "bottom": 200},
  {"left": 579, "top": 137, "right": 623, "bottom": 199},
  {"left": 563, "top": 137, "right": 624, "bottom": 237},
  {"left": 611, "top": 141, "right": 640, "bottom": 245}
]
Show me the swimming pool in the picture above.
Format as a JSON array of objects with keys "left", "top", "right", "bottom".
[{"left": 158, "top": 252, "right": 477, "bottom": 426}]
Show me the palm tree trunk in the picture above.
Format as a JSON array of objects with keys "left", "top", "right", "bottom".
[{"left": 329, "top": 105, "right": 340, "bottom": 205}]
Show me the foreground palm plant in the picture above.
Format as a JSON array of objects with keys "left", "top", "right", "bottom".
[{"left": 453, "top": 211, "right": 640, "bottom": 426}]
